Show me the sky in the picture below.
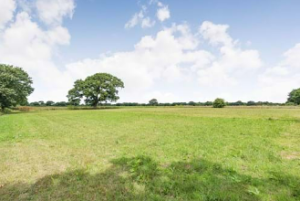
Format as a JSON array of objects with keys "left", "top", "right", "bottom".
[{"left": 1, "top": 0, "right": 300, "bottom": 103}]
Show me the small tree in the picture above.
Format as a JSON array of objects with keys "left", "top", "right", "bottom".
[
  {"left": 67, "top": 73, "right": 124, "bottom": 108},
  {"left": 0, "top": 64, "right": 34, "bottom": 111},
  {"left": 149, "top": 98, "right": 158, "bottom": 106},
  {"left": 46, "top": 101, "right": 55, "bottom": 106},
  {"left": 287, "top": 88, "right": 300, "bottom": 105},
  {"left": 247, "top": 101, "right": 256, "bottom": 106},
  {"left": 213, "top": 98, "right": 226, "bottom": 108}
]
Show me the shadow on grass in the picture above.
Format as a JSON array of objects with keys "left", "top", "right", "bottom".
[{"left": 1, "top": 156, "right": 299, "bottom": 201}]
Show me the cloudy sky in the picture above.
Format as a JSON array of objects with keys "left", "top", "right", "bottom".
[{"left": 1, "top": 0, "right": 300, "bottom": 103}]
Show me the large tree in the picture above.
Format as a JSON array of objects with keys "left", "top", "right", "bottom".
[
  {"left": 287, "top": 88, "right": 300, "bottom": 105},
  {"left": 0, "top": 64, "right": 34, "bottom": 111},
  {"left": 67, "top": 73, "right": 124, "bottom": 107}
]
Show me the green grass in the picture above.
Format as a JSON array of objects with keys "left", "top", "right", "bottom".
[{"left": 0, "top": 107, "right": 299, "bottom": 200}]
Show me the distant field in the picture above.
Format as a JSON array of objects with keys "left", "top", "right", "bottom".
[{"left": 0, "top": 107, "right": 299, "bottom": 200}]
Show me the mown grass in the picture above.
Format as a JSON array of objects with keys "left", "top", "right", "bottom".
[{"left": 0, "top": 107, "right": 299, "bottom": 200}]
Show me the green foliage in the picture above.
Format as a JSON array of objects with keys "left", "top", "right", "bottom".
[
  {"left": 0, "top": 64, "right": 34, "bottom": 111},
  {"left": 285, "top": 102, "right": 296, "bottom": 106},
  {"left": 67, "top": 73, "right": 124, "bottom": 107},
  {"left": 213, "top": 98, "right": 226, "bottom": 108},
  {"left": 287, "top": 88, "right": 300, "bottom": 105},
  {"left": 148, "top": 98, "right": 158, "bottom": 106},
  {"left": 45, "top": 101, "right": 55, "bottom": 106},
  {"left": 3, "top": 108, "right": 12, "bottom": 114},
  {"left": 247, "top": 101, "right": 256, "bottom": 106}
]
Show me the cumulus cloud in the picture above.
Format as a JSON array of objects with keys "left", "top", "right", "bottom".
[
  {"left": 283, "top": 43, "right": 300, "bottom": 69},
  {"left": 200, "top": 21, "right": 234, "bottom": 47},
  {"left": 36, "top": 0, "right": 75, "bottom": 25},
  {"left": 67, "top": 24, "right": 210, "bottom": 99},
  {"left": 255, "top": 43, "right": 300, "bottom": 102},
  {"left": 0, "top": 0, "right": 74, "bottom": 101},
  {"left": 66, "top": 22, "right": 264, "bottom": 102},
  {"left": 156, "top": 5, "right": 170, "bottom": 22},
  {"left": 0, "top": 0, "right": 16, "bottom": 29},
  {"left": 152, "top": 0, "right": 171, "bottom": 22},
  {"left": 197, "top": 21, "right": 262, "bottom": 87},
  {"left": 1, "top": 0, "right": 297, "bottom": 103}
]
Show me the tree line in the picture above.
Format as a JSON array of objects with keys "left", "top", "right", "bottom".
[
  {"left": 24, "top": 99, "right": 288, "bottom": 107},
  {"left": 1, "top": 64, "right": 300, "bottom": 111}
]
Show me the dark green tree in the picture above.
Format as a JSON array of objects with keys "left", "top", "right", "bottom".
[
  {"left": 213, "top": 98, "right": 226, "bottom": 108},
  {"left": 0, "top": 64, "right": 34, "bottom": 111},
  {"left": 149, "top": 98, "right": 158, "bottom": 106},
  {"left": 46, "top": 101, "right": 55, "bottom": 106},
  {"left": 38, "top": 101, "right": 45, "bottom": 106},
  {"left": 30, "top": 102, "right": 40, "bottom": 106},
  {"left": 247, "top": 101, "right": 256, "bottom": 106},
  {"left": 67, "top": 73, "right": 124, "bottom": 108},
  {"left": 204, "top": 101, "right": 213, "bottom": 106},
  {"left": 287, "top": 88, "right": 300, "bottom": 105}
]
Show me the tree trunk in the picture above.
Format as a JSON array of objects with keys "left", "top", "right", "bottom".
[{"left": 93, "top": 100, "right": 98, "bottom": 109}]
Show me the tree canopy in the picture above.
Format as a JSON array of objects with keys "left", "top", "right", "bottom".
[
  {"left": 0, "top": 64, "right": 34, "bottom": 111},
  {"left": 213, "top": 98, "right": 226, "bottom": 108},
  {"left": 67, "top": 73, "right": 124, "bottom": 107},
  {"left": 149, "top": 98, "right": 158, "bottom": 106},
  {"left": 287, "top": 88, "right": 300, "bottom": 105}
]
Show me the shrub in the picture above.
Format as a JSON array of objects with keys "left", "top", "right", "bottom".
[
  {"left": 3, "top": 108, "right": 12, "bottom": 114},
  {"left": 213, "top": 98, "right": 226, "bottom": 108},
  {"left": 285, "top": 102, "right": 296, "bottom": 106}
]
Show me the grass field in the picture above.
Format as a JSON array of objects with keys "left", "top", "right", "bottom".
[{"left": 0, "top": 107, "right": 300, "bottom": 200}]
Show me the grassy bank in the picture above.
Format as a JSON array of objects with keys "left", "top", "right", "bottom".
[{"left": 0, "top": 107, "right": 299, "bottom": 200}]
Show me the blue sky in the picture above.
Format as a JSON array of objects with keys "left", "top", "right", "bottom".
[
  {"left": 63, "top": 0, "right": 300, "bottom": 62},
  {"left": 1, "top": 0, "right": 300, "bottom": 103}
]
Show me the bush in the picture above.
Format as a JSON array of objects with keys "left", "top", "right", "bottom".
[
  {"left": 213, "top": 98, "right": 226, "bottom": 108},
  {"left": 285, "top": 102, "right": 296, "bottom": 106},
  {"left": 3, "top": 108, "right": 13, "bottom": 114}
]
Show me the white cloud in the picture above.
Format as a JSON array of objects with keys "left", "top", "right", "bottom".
[
  {"left": 200, "top": 21, "right": 234, "bottom": 47},
  {"left": 141, "top": 17, "right": 156, "bottom": 28},
  {"left": 36, "top": 0, "right": 75, "bottom": 25},
  {"left": 125, "top": 5, "right": 156, "bottom": 29},
  {"left": 125, "top": 1, "right": 171, "bottom": 29},
  {"left": 0, "top": 0, "right": 76, "bottom": 101},
  {"left": 0, "top": 0, "right": 16, "bottom": 29},
  {"left": 197, "top": 21, "right": 262, "bottom": 87},
  {"left": 255, "top": 43, "right": 300, "bottom": 102},
  {"left": 125, "top": 10, "right": 144, "bottom": 29},
  {"left": 66, "top": 24, "right": 215, "bottom": 102},
  {"left": 0, "top": 9, "right": 72, "bottom": 101},
  {"left": 283, "top": 43, "right": 300, "bottom": 69},
  {"left": 1, "top": 1, "right": 298, "bottom": 103},
  {"left": 143, "top": 91, "right": 177, "bottom": 103},
  {"left": 156, "top": 5, "right": 170, "bottom": 22},
  {"left": 66, "top": 22, "right": 264, "bottom": 102},
  {"left": 48, "top": 26, "right": 70, "bottom": 45}
]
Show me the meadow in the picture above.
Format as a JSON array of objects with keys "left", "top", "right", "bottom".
[{"left": 0, "top": 107, "right": 299, "bottom": 201}]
